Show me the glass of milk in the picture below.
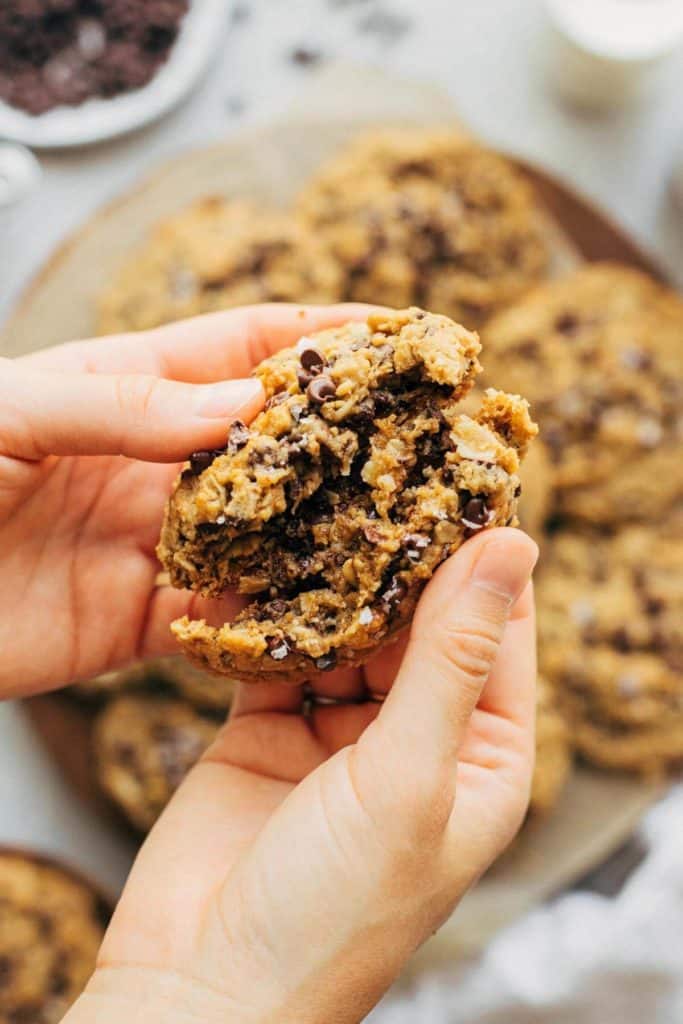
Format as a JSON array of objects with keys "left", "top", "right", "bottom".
[{"left": 543, "top": 0, "right": 683, "bottom": 110}]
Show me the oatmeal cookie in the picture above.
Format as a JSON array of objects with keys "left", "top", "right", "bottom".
[
  {"left": 97, "top": 198, "right": 343, "bottom": 334},
  {"left": 94, "top": 695, "right": 219, "bottom": 832},
  {"left": 530, "top": 676, "right": 573, "bottom": 814},
  {"left": 482, "top": 262, "right": 683, "bottom": 525},
  {"left": 298, "top": 128, "right": 549, "bottom": 328},
  {"left": 158, "top": 307, "right": 536, "bottom": 683},
  {"left": 537, "top": 520, "right": 683, "bottom": 775},
  {"left": 160, "top": 658, "right": 236, "bottom": 712},
  {"left": 0, "top": 850, "right": 106, "bottom": 1023}
]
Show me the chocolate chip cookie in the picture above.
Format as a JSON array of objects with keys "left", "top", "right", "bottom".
[
  {"left": 298, "top": 128, "right": 550, "bottom": 328},
  {"left": 482, "top": 262, "right": 683, "bottom": 526},
  {"left": 94, "top": 695, "right": 219, "bottom": 831},
  {"left": 0, "top": 849, "right": 106, "bottom": 1023},
  {"left": 530, "top": 676, "right": 573, "bottom": 814},
  {"left": 160, "top": 659, "right": 236, "bottom": 712},
  {"left": 97, "top": 198, "right": 343, "bottom": 334},
  {"left": 537, "top": 520, "right": 683, "bottom": 775},
  {"left": 158, "top": 307, "right": 536, "bottom": 683}
]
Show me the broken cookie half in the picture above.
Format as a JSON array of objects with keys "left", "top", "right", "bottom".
[{"left": 158, "top": 307, "right": 536, "bottom": 683}]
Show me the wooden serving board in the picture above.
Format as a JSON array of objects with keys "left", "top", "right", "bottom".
[{"left": 2, "top": 66, "right": 667, "bottom": 970}]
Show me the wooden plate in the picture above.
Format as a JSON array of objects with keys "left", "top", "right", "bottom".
[{"left": 2, "top": 95, "right": 667, "bottom": 966}]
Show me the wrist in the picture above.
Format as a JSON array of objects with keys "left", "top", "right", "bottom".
[{"left": 64, "top": 965, "right": 262, "bottom": 1024}]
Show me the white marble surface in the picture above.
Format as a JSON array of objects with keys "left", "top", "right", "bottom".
[{"left": 1, "top": 0, "right": 683, "bottom": 985}]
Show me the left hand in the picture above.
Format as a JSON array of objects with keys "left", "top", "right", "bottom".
[{"left": 0, "top": 304, "right": 368, "bottom": 696}]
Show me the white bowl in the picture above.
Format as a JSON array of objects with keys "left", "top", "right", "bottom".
[{"left": 0, "top": 0, "right": 232, "bottom": 149}]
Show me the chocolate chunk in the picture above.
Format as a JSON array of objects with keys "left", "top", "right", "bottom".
[
  {"left": 380, "top": 576, "right": 407, "bottom": 614},
  {"left": 267, "top": 636, "right": 290, "bottom": 661},
  {"left": 402, "top": 532, "right": 429, "bottom": 562},
  {"left": 267, "top": 599, "right": 288, "bottom": 618},
  {"left": 645, "top": 595, "right": 664, "bottom": 616},
  {"left": 314, "top": 650, "right": 337, "bottom": 671},
  {"left": 300, "top": 346, "right": 325, "bottom": 373},
  {"left": 227, "top": 419, "right": 249, "bottom": 453},
  {"left": 307, "top": 376, "right": 337, "bottom": 404}
]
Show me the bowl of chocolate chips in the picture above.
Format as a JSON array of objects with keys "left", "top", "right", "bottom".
[{"left": 0, "top": 0, "right": 231, "bottom": 147}]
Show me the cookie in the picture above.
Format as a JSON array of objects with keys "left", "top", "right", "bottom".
[
  {"left": 71, "top": 663, "right": 148, "bottom": 700},
  {"left": 159, "top": 658, "right": 236, "bottom": 712},
  {"left": 537, "top": 520, "right": 683, "bottom": 775},
  {"left": 0, "top": 849, "right": 106, "bottom": 1023},
  {"left": 94, "top": 695, "right": 219, "bottom": 831},
  {"left": 530, "top": 676, "right": 572, "bottom": 814},
  {"left": 482, "top": 262, "right": 683, "bottom": 526},
  {"left": 97, "top": 198, "right": 343, "bottom": 334},
  {"left": 158, "top": 307, "right": 536, "bottom": 683},
  {"left": 298, "top": 128, "right": 549, "bottom": 328}
]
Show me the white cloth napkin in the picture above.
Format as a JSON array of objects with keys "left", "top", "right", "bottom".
[{"left": 371, "top": 785, "right": 683, "bottom": 1024}]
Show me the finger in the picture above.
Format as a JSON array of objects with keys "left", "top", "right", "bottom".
[
  {"left": 312, "top": 702, "right": 380, "bottom": 756},
  {"left": 0, "top": 359, "right": 263, "bottom": 461},
  {"left": 363, "top": 633, "right": 408, "bottom": 695},
  {"left": 231, "top": 681, "right": 303, "bottom": 717},
  {"left": 352, "top": 529, "right": 538, "bottom": 833},
  {"left": 309, "top": 665, "right": 365, "bottom": 700},
  {"left": 477, "top": 581, "right": 536, "bottom": 727},
  {"left": 20, "top": 303, "right": 376, "bottom": 382}
]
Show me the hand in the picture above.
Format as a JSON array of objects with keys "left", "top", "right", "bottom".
[
  {"left": 0, "top": 305, "right": 367, "bottom": 696},
  {"left": 70, "top": 527, "right": 538, "bottom": 1024}
]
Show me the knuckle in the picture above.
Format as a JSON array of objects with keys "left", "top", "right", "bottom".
[
  {"left": 440, "top": 617, "right": 500, "bottom": 682},
  {"left": 114, "top": 374, "right": 158, "bottom": 424}
]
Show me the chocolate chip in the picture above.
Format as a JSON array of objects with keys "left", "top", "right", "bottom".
[
  {"left": 227, "top": 419, "right": 249, "bottom": 453},
  {"left": 266, "top": 636, "right": 290, "bottom": 661},
  {"left": 267, "top": 599, "right": 288, "bottom": 618},
  {"left": 265, "top": 391, "right": 289, "bottom": 410},
  {"left": 645, "top": 596, "right": 664, "bottom": 616},
  {"left": 300, "top": 346, "right": 325, "bottom": 373},
  {"left": 290, "top": 46, "right": 322, "bottom": 66},
  {"left": 373, "top": 390, "right": 395, "bottom": 414},
  {"left": 555, "top": 312, "right": 580, "bottom": 336},
  {"left": 297, "top": 367, "right": 315, "bottom": 390},
  {"left": 307, "top": 376, "right": 337, "bottom": 404},
  {"left": 189, "top": 448, "right": 222, "bottom": 476},
  {"left": 462, "top": 497, "right": 489, "bottom": 526},
  {"left": 380, "top": 576, "right": 407, "bottom": 614},
  {"left": 363, "top": 524, "right": 383, "bottom": 544},
  {"left": 0, "top": 955, "right": 13, "bottom": 987},
  {"left": 514, "top": 483, "right": 522, "bottom": 498},
  {"left": 315, "top": 651, "right": 337, "bottom": 671},
  {"left": 612, "top": 629, "right": 632, "bottom": 653}
]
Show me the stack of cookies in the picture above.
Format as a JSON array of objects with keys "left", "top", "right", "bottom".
[{"left": 483, "top": 263, "right": 683, "bottom": 778}]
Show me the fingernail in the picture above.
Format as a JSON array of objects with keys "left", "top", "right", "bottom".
[
  {"left": 470, "top": 536, "right": 539, "bottom": 604},
  {"left": 196, "top": 378, "right": 263, "bottom": 418}
]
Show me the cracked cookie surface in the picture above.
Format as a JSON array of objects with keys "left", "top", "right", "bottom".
[
  {"left": 0, "top": 851, "right": 105, "bottom": 1024},
  {"left": 298, "top": 129, "right": 549, "bottom": 328},
  {"left": 158, "top": 308, "right": 536, "bottom": 684},
  {"left": 482, "top": 262, "right": 683, "bottom": 526},
  {"left": 94, "top": 695, "right": 219, "bottom": 832},
  {"left": 97, "top": 198, "right": 343, "bottom": 334},
  {"left": 537, "top": 520, "right": 683, "bottom": 775}
]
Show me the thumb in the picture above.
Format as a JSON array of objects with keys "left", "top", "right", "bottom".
[
  {"left": 0, "top": 358, "right": 264, "bottom": 462},
  {"left": 354, "top": 528, "right": 539, "bottom": 836}
]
